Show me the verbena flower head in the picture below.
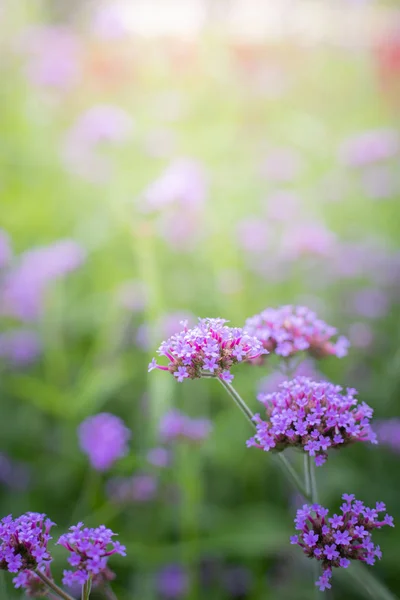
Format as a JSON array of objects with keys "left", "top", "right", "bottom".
[
  {"left": 57, "top": 523, "right": 126, "bottom": 587},
  {"left": 0, "top": 513, "right": 54, "bottom": 574},
  {"left": 247, "top": 378, "right": 377, "bottom": 466},
  {"left": 78, "top": 413, "right": 131, "bottom": 471},
  {"left": 159, "top": 410, "right": 212, "bottom": 443},
  {"left": 245, "top": 305, "right": 349, "bottom": 359},
  {"left": 13, "top": 565, "right": 50, "bottom": 597},
  {"left": 291, "top": 495, "right": 394, "bottom": 591},
  {"left": 157, "top": 564, "right": 189, "bottom": 599},
  {"left": 107, "top": 475, "right": 158, "bottom": 504},
  {"left": 149, "top": 318, "right": 266, "bottom": 383}
]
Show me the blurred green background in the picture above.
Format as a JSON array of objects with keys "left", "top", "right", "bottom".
[{"left": 1, "top": 0, "right": 400, "bottom": 598}]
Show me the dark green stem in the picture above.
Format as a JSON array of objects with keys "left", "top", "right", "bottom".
[{"left": 81, "top": 577, "right": 92, "bottom": 600}]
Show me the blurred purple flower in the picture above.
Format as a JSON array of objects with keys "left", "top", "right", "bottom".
[
  {"left": 107, "top": 474, "right": 158, "bottom": 503},
  {"left": 0, "top": 330, "right": 41, "bottom": 366},
  {"left": 374, "top": 419, "right": 400, "bottom": 453},
  {"left": 281, "top": 223, "right": 336, "bottom": 258},
  {"left": 91, "top": 2, "right": 129, "bottom": 39},
  {"left": 78, "top": 413, "right": 131, "bottom": 471},
  {"left": 147, "top": 447, "right": 170, "bottom": 468},
  {"left": 236, "top": 218, "right": 269, "bottom": 253},
  {"left": 0, "top": 453, "right": 31, "bottom": 491},
  {"left": 157, "top": 564, "right": 189, "bottom": 599},
  {"left": 348, "top": 322, "right": 374, "bottom": 349},
  {"left": 222, "top": 566, "right": 253, "bottom": 597},
  {"left": 0, "top": 229, "right": 12, "bottom": 268},
  {"left": 351, "top": 288, "right": 389, "bottom": 319},
  {"left": 61, "top": 105, "right": 133, "bottom": 182},
  {"left": 159, "top": 410, "right": 212, "bottom": 443},
  {"left": 142, "top": 159, "right": 207, "bottom": 212},
  {"left": 157, "top": 209, "right": 205, "bottom": 251},
  {"left": 361, "top": 166, "right": 397, "bottom": 200},
  {"left": 20, "top": 26, "right": 81, "bottom": 90},
  {"left": 339, "top": 128, "right": 399, "bottom": 167},
  {"left": 258, "top": 359, "right": 322, "bottom": 395},
  {"left": 261, "top": 148, "right": 303, "bottom": 182},
  {"left": 265, "top": 190, "right": 300, "bottom": 221},
  {"left": 0, "top": 240, "right": 85, "bottom": 321}
]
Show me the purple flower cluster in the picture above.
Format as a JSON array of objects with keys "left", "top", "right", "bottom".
[
  {"left": 0, "top": 513, "right": 54, "bottom": 574},
  {"left": 245, "top": 305, "right": 349, "bottom": 359},
  {"left": 374, "top": 419, "right": 400, "bottom": 453},
  {"left": 159, "top": 410, "right": 212, "bottom": 443},
  {"left": 13, "top": 566, "right": 50, "bottom": 597},
  {"left": 107, "top": 475, "right": 158, "bottom": 504},
  {"left": 78, "top": 413, "right": 131, "bottom": 471},
  {"left": 57, "top": 523, "right": 126, "bottom": 587},
  {"left": 247, "top": 378, "right": 377, "bottom": 466},
  {"left": 291, "top": 495, "right": 394, "bottom": 591},
  {"left": 149, "top": 318, "right": 266, "bottom": 383}
]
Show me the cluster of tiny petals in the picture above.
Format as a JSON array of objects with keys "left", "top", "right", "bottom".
[
  {"left": 0, "top": 513, "right": 54, "bottom": 574},
  {"left": 57, "top": 522, "right": 126, "bottom": 587},
  {"left": 247, "top": 377, "right": 377, "bottom": 466},
  {"left": 291, "top": 495, "right": 394, "bottom": 591},
  {"left": 245, "top": 305, "right": 350, "bottom": 359},
  {"left": 148, "top": 318, "right": 267, "bottom": 383}
]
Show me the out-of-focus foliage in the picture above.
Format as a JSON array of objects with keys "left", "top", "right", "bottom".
[{"left": 0, "top": 1, "right": 400, "bottom": 599}]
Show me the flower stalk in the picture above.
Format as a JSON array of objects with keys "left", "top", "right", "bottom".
[{"left": 34, "top": 570, "right": 75, "bottom": 600}]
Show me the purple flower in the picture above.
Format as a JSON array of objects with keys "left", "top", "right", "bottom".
[
  {"left": 0, "top": 454, "right": 30, "bottom": 492},
  {"left": 0, "top": 513, "right": 54, "bottom": 574},
  {"left": 61, "top": 105, "right": 133, "bottom": 183},
  {"left": 304, "top": 530, "right": 319, "bottom": 547},
  {"left": 149, "top": 317, "right": 266, "bottom": 383},
  {"left": 245, "top": 305, "right": 349, "bottom": 360},
  {"left": 0, "top": 240, "right": 85, "bottom": 321},
  {"left": 0, "top": 330, "right": 41, "bottom": 366},
  {"left": 339, "top": 128, "right": 399, "bottom": 167},
  {"left": 291, "top": 498, "right": 394, "bottom": 591},
  {"left": 157, "top": 564, "right": 188, "bottom": 598},
  {"left": 142, "top": 159, "right": 207, "bottom": 212},
  {"left": 20, "top": 26, "right": 81, "bottom": 90},
  {"left": 107, "top": 474, "right": 158, "bottom": 504},
  {"left": 248, "top": 378, "right": 376, "bottom": 466},
  {"left": 373, "top": 419, "right": 400, "bottom": 453},
  {"left": 159, "top": 410, "right": 212, "bottom": 443},
  {"left": 78, "top": 413, "right": 131, "bottom": 471},
  {"left": 147, "top": 447, "right": 170, "bottom": 468},
  {"left": 57, "top": 523, "right": 125, "bottom": 587}
]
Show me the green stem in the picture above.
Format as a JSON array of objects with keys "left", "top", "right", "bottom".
[
  {"left": 217, "top": 379, "right": 311, "bottom": 500},
  {"left": 81, "top": 577, "right": 92, "bottom": 600},
  {"left": 307, "top": 458, "right": 324, "bottom": 598},
  {"left": 34, "top": 570, "right": 75, "bottom": 600},
  {"left": 345, "top": 562, "right": 398, "bottom": 600}
]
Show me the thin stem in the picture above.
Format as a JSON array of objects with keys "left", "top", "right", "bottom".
[
  {"left": 35, "top": 570, "right": 75, "bottom": 600},
  {"left": 217, "top": 378, "right": 255, "bottom": 424},
  {"left": 308, "top": 459, "right": 324, "bottom": 599},
  {"left": 304, "top": 453, "right": 311, "bottom": 497},
  {"left": 81, "top": 577, "right": 92, "bottom": 600},
  {"left": 217, "top": 379, "right": 311, "bottom": 501}
]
